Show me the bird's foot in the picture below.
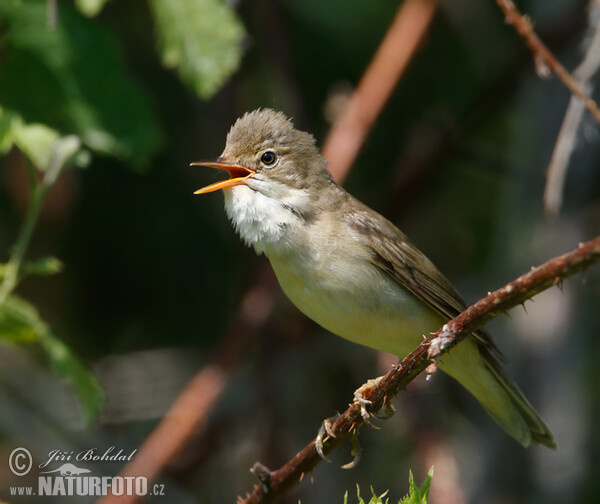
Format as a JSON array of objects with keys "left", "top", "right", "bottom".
[
  {"left": 315, "top": 413, "right": 340, "bottom": 462},
  {"left": 315, "top": 413, "right": 364, "bottom": 469},
  {"left": 341, "top": 432, "right": 362, "bottom": 470},
  {"left": 352, "top": 376, "right": 395, "bottom": 427}
]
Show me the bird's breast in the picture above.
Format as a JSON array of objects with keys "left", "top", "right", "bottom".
[{"left": 265, "top": 222, "right": 444, "bottom": 357}]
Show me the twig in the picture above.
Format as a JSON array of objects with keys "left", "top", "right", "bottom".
[
  {"left": 96, "top": 365, "right": 227, "bottom": 504},
  {"left": 238, "top": 236, "right": 600, "bottom": 504},
  {"left": 98, "top": 265, "right": 279, "bottom": 504},
  {"left": 0, "top": 139, "right": 77, "bottom": 306},
  {"left": 322, "top": 0, "right": 438, "bottom": 182},
  {"left": 495, "top": 0, "right": 600, "bottom": 123},
  {"left": 544, "top": 2, "right": 600, "bottom": 217}
]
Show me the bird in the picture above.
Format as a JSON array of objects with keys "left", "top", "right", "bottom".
[{"left": 192, "top": 108, "right": 555, "bottom": 448}]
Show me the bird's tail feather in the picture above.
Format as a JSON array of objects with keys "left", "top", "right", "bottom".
[
  {"left": 439, "top": 340, "right": 556, "bottom": 448},
  {"left": 482, "top": 352, "right": 556, "bottom": 448}
]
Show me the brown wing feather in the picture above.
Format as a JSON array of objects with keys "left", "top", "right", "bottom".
[{"left": 341, "top": 203, "right": 501, "bottom": 356}]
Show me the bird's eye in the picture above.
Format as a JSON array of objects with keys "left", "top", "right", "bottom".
[{"left": 260, "top": 151, "right": 277, "bottom": 166}]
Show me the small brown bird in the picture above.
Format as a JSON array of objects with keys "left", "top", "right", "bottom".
[{"left": 193, "top": 108, "right": 555, "bottom": 448}]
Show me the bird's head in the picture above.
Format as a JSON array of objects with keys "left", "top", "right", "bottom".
[
  {"left": 192, "top": 109, "right": 333, "bottom": 252},
  {"left": 192, "top": 108, "right": 331, "bottom": 197}
]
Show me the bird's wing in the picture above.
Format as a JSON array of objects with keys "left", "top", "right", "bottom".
[{"left": 342, "top": 204, "right": 501, "bottom": 355}]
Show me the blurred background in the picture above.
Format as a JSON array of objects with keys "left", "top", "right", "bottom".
[{"left": 0, "top": 0, "right": 599, "bottom": 502}]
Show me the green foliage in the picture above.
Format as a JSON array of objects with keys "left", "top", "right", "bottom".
[
  {"left": 0, "top": 0, "right": 162, "bottom": 169},
  {"left": 75, "top": 0, "right": 110, "bottom": 17},
  {"left": 0, "top": 296, "right": 103, "bottom": 422},
  {"left": 1, "top": 114, "right": 86, "bottom": 173},
  {"left": 0, "top": 256, "right": 63, "bottom": 282},
  {"left": 0, "top": 295, "right": 47, "bottom": 345},
  {"left": 400, "top": 468, "right": 433, "bottom": 504},
  {"left": 149, "top": 0, "right": 246, "bottom": 99},
  {"left": 344, "top": 469, "right": 433, "bottom": 504},
  {"left": 39, "top": 331, "right": 104, "bottom": 423}
]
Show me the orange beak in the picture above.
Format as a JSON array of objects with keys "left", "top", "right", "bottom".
[{"left": 191, "top": 160, "right": 255, "bottom": 194}]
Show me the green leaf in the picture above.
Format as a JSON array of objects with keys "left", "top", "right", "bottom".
[
  {"left": 0, "top": 295, "right": 46, "bottom": 345},
  {"left": 12, "top": 120, "right": 60, "bottom": 170},
  {"left": 0, "top": 295, "right": 103, "bottom": 422},
  {"left": 0, "top": 107, "right": 20, "bottom": 154},
  {"left": 23, "top": 256, "right": 64, "bottom": 277},
  {"left": 0, "top": 0, "right": 162, "bottom": 169},
  {"left": 400, "top": 468, "right": 433, "bottom": 504},
  {"left": 0, "top": 257, "right": 64, "bottom": 281},
  {"left": 149, "top": 0, "right": 246, "bottom": 99},
  {"left": 39, "top": 331, "right": 103, "bottom": 423},
  {"left": 352, "top": 485, "right": 388, "bottom": 504},
  {"left": 75, "top": 0, "right": 110, "bottom": 17}
]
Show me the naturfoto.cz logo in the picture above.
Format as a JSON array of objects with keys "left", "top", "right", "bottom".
[{"left": 8, "top": 446, "right": 165, "bottom": 498}]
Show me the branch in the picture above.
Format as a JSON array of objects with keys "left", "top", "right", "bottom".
[
  {"left": 238, "top": 236, "right": 600, "bottom": 504},
  {"left": 544, "top": 2, "right": 600, "bottom": 217},
  {"left": 322, "top": 0, "right": 438, "bottom": 182},
  {"left": 495, "top": 0, "right": 600, "bottom": 123}
]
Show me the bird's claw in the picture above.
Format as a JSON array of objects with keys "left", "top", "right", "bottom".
[
  {"left": 375, "top": 399, "right": 396, "bottom": 420},
  {"left": 353, "top": 377, "right": 385, "bottom": 428},
  {"left": 340, "top": 432, "right": 362, "bottom": 470},
  {"left": 316, "top": 413, "right": 340, "bottom": 462}
]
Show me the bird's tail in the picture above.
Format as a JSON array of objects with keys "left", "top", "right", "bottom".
[{"left": 439, "top": 339, "right": 556, "bottom": 448}]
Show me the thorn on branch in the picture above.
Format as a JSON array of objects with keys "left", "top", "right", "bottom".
[
  {"left": 250, "top": 462, "right": 271, "bottom": 493},
  {"left": 534, "top": 53, "right": 552, "bottom": 79}
]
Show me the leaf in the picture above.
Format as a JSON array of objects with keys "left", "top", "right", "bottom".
[
  {"left": 0, "top": 257, "right": 64, "bottom": 281},
  {"left": 0, "top": 295, "right": 103, "bottom": 422},
  {"left": 39, "top": 332, "right": 104, "bottom": 423},
  {"left": 0, "top": 0, "right": 162, "bottom": 169},
  {"left": 12, "top": 121, "right": 60, "bottom": 170},
  {"left": 352, "top": 485, "right": 388, "bottom": 504},
  {"left": 0, "top": 110, "right": 84, "bottom": 175},
  {"left": 149, "top": 0, "right": 246, "bottom": 99},
  {"left": 0, "top": 295, "right": 46, "bottom": 345},
  {"left": 400, "top": 468, "right": 433, "bottom": 504},
  {"left": 75, "top": 0, "right": 110, "bottom": 17},
  {"left": 23, "top": 256, "right": 64, "bottom": 277},
  {"left": 0, "top": 107, "right": 19, "bottom": 154}
]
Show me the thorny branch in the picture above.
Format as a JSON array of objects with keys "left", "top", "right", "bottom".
[
  {"left": 495, "top": 0, "right": 600, "bottom": 123},
  {"left": 238, "top": 236, "right": 600, "bottom": 504}
]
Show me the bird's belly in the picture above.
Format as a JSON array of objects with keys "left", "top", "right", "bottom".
[{"left": 268, "top": 253, "right": 445, "bottom": 358}]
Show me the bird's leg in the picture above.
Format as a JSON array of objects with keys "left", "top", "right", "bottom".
[
  {"left": 353, "top": 376, "right": 387, "bottom": 427},
  {"left": 315, "top": 413, "right": 364, "bottom": 469},
  {"left": 315, "top": 413, "right": 340, "bottom": 462}
]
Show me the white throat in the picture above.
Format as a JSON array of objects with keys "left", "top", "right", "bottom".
[{"left": 223, "top": 177, "right": 310, "bottom": 255}]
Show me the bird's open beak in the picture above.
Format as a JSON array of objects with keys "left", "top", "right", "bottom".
[{"left": 191, "top": 160, "right": 255, "bottom": 194}]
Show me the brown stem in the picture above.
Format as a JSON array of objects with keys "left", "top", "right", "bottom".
[
  {"left": 495, "top": 0, "right": 600, "bottom": 123},
  {"left": 322, "top": 0, "right": 439, "bottom": 183},
  {"left": 238, "top": 236, "right": 600, "bottom": 504}
]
